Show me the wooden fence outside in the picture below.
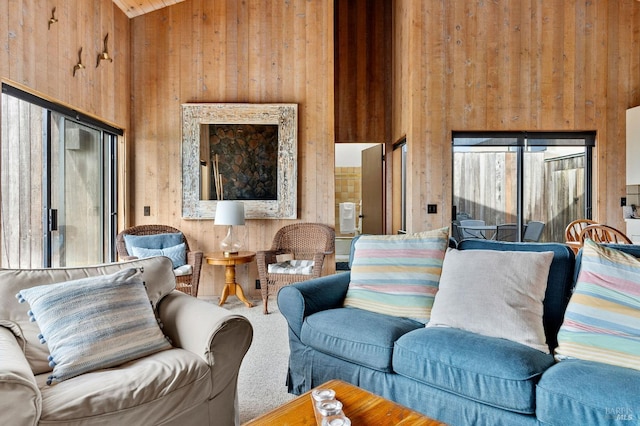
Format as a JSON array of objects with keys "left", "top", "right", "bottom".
[{"left": 453, "top": 152, "right": 585, "bottom": 243}]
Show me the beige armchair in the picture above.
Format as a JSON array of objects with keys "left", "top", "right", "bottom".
[
  {"left": 0, "top": 256, "right": 252, "bottom": 426},
  {"left": 116, "top": 224, "right": 203, "bottom": 297},
  {"left": 257, "top": 223, "right": 335, "bottom": 314}
]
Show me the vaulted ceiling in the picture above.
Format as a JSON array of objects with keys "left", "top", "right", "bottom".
[{"left": 112, "top": 0, "right": 186, "bottom": 18}]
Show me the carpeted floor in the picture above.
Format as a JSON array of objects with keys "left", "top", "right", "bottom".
[{"left": 203, "top": 296, "right": 296, "bottom": 423}]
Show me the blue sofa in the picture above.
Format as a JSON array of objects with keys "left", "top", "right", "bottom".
[{"left": 278, "top": 239, "right": 640, "bottom": 425}]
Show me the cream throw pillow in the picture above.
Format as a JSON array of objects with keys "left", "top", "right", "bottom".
[{"left": 427, "top": 248, "right": 554, "bottom": 353}]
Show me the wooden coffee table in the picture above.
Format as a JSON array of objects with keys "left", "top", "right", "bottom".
[{"left": 242, "top": 379, "right": 446, "bottom": 425}]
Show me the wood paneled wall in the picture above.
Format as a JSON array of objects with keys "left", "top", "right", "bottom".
[
  {"left": 334, "top": 0, "right": 391, "bottom": 144},
  {"left": 0, "top": 96, "right": 43, "bottom": 268},
  {"left": 0, "top": 0, "right": 130, "bottom": 129},
  {"left": 4, "top": 0, "right": 640, "bottom": 297},
  {"left": 130, "top": 0, "right": 335, "bottom": 297},
  {"left": 392, "top": 0, "right": 640, "bottom": 233},
  {"left": 0, "top": 0, "right": 130, "bottom": 266}
]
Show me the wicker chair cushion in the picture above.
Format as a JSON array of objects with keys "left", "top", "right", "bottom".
[
  {"left": 123, "top": 233, "right": 184, "bottom": 252},
  {"left": 268, "top": 260, "right": 314, "bottom": 275},
  {"left": 173, "top": 264, "right": 193, "bottom": 277},
  {"left": 130, "top": 243, "right": 187, "bottom": 269}
]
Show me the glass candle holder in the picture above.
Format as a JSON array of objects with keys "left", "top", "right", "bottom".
[
  {"left": 317, "top": 399, "right": 343, "bottom": 417},
  {"left": 311, "top": 388, "right": 336, "bottom": 406}
]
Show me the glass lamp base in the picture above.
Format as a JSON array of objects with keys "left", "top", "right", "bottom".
[{"left": 220, "top": 225, "right": 242, "bottom": 256}]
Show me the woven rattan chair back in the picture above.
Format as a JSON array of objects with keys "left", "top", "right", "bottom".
[
  {"left": 116, "top": 224, "right": 203, "bottom": 297},
  {"left": 257, "top": 223, "right": 335, "bottom": 314}
]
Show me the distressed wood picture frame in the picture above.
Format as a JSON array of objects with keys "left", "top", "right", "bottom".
[{"left": 181, "top": 103, "right": 298, "bottom": 219}]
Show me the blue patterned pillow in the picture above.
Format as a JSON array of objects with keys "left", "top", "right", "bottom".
[
  {"left": 123, "top": 232, "right": 184, "bottom": 252},
  {"left": 16, "top": 268, "right": 172, "bottom": 384},
  {"left": 130, "top": 243, "right": 187, "bottom": 269}
]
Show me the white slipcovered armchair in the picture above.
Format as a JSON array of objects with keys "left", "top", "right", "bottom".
[{"left": 0, "top": 256, "right": 252, "bottom": 426}]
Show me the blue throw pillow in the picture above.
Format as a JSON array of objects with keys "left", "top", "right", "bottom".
[
  {"left": 15, "top": 268, "right": 172, "bottom": 384},
  {"left": 123, "top": 232, "right": 183, "bottom": 252},
  {"left": 130, "top": 243, "right": 187, "bottom": 269}
]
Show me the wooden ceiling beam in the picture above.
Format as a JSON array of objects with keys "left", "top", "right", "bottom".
[{"left": 112, "top": 0, "right": 186, "bottom": 19}]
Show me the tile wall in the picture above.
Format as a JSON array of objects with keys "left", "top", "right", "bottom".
[{"left": 335, "top": 166, "right": 361, "bottom": 235}]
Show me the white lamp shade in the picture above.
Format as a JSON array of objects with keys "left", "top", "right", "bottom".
[{"left": 215, "top": 201, "right": 245, "bottom": 225}]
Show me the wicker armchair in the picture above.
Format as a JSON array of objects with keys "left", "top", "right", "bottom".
[
  {"left": 116, "top": 225, "right": 203, "bottom": 297},
  {"left": 257, "top": 223, "right": 335, "bottom": 314}
]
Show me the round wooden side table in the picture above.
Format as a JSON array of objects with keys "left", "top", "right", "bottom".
[{"left": 205, "top": 251, "right": 256, "bottom": 308}]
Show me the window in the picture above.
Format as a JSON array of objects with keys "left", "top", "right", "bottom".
[
  {"left": 452, "top": 131, "right": 594, "bottom": 243},
  {"left": 1, "top": 84, "right": 121, "bottom": 268}
]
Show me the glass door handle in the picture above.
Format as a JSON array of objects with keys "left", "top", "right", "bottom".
[{"left": 49, "top": 209, "right": 58, "bottom": 231}]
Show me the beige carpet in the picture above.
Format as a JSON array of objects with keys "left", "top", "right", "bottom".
[{"left": 203, "top": 296, "right": 296, "bottom": 423}]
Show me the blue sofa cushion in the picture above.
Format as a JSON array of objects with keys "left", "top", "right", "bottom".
[
  {"left": 393, "top": 327, "right": 555, "bottom": 414},
  {"left": 537, "top": 359, "right": 640, "bottom": 425},
  {"left": 300, "top": 307, "right": 423, "bottom": 373}
]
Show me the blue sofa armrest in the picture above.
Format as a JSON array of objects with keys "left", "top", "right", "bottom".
[{"left": 278, "top": 272, "right": 351, "bottom": 337}]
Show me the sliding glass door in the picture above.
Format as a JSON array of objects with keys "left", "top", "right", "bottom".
[
  {"left": 452, "top": 132, "right": 594, "bottom": 243},
  {"left": 1, "top": 84, "right": 120, "bottom": 268},
  {"left": 48, "top": 115, "right": 108, "bottom": 267}
]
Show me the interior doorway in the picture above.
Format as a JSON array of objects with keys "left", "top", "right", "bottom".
[
  {"left": 334, "top": 143, "right": 383, "bottom": 266},
  {"left": 361, "top": 144, "right": 384, "bottom": 235}
]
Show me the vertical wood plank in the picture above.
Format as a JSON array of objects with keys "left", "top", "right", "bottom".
[
  {"left": 28, "top": 102, "right": 42, "bottom": 267},
  {"left": 129, "top": 0, "right": 335, "bottom": 297},
  {"left": 518, "top": 0, "right": 532, "bottom": 128},
  {"left": 562, "top": 1, "right": 576, "bottom": 127},
  {"left": 5, "top": 95, "right": 21, "bottom": 266},
  {"left": 573, "top": 0, "right": 586, "bottom": 129},
  {"left": 1, "top": 0, "right": 130, "bottom": 268},
  {"left": 392, "top": 0, "right": 640, "bottom": 233},
  {"left": 8, "top": 0, "right": 24, "bottom": 81},
  {"left": 334, "top": 0, "right": 388, "bottom": 144},
  {"left": 450, "top": 0, "right": 465, "bottom": 129},
  {"left": 2, "top": 0, "right": 639, "bottom": 291}
]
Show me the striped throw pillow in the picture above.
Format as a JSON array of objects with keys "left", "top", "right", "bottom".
[
  {"left": 16, "top": 268, "right": 172, "bottom": 384},
  {"left": 343, "top": 228, "right": 449, "bottom": 322},
  {"left": 555, "top": 239, "right": 640, "bottom": 370}
]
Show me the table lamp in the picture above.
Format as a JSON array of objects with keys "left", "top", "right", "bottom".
[{"left": 215, "top": 200, "right": 245, "bottom": 257}]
